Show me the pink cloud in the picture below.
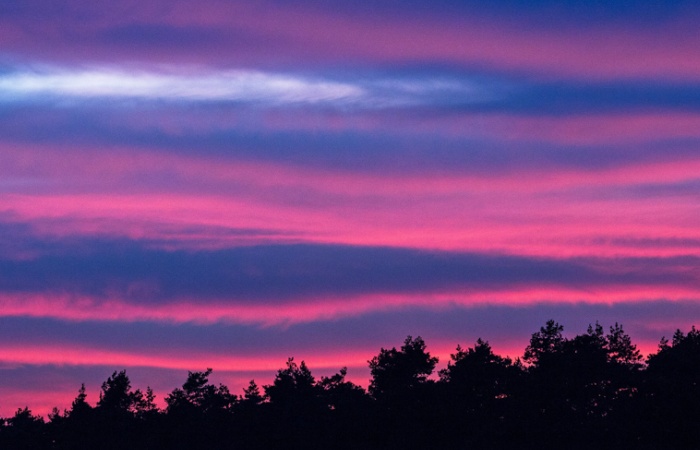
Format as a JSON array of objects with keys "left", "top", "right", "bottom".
[
  {"left": 2, "top": 1, "right": 699, "bottom": 80},
  {"left": 2, "top": 142, "right": 700, "bottom": 258},
  {"left": 0, "top": 278, "right": 697, "bottom": 327},
  {"left": 155, "top": 1, "right": 700, "bottom": 80}
]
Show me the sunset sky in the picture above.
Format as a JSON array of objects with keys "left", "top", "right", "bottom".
[{"left": 2, "top": 0, "right": 700, "bottom": 416}]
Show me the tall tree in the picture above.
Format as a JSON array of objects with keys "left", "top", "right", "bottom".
[
  {"left": 644, "top": 326, "right": 700, "bottom": 445},
  {"left": 440, "top": 338, "right": 519, "bottom": 400},
  {"left": 166, "top": 368, "right": 235, "bottom": 415},
  {"left": 69, "top": 383, "right": 93, "bottom": 419},
  {"left": 368, "top": 335, "right": 438, "bottom": 399},
  {"left": 606, "top": 322, "right": 642, "bottom": 367},
  {"left": 264, "top": 358, "right": 318, "bottom": 406},
  {"left": 523, "top": 320, "right": 565, "bottom": 367},
  {"left": 98, "top": 370, "right": 143, "bottom": 416}
]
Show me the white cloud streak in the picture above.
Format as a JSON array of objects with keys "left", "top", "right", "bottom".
[
  {"left": 0, "top": 68, "right": 365, "bottom": 104},
  {"left": 0, "top": 66, "right": 489, "bottom": 108}
]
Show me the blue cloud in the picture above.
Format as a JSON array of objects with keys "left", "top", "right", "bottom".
[{"left": 0, "top": 228, "right": 696, "bottom": 304}]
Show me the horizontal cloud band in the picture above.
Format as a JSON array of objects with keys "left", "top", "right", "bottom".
[
  {"left": 0, "top": 236, "right": 697, "bottom": 303},
  {"left": 3, "top": 66, "right": 700, "bottom": 114}
]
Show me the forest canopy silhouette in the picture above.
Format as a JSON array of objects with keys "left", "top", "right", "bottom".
[{"left": 2, "top": 321, "right": 700, "bottom": 449}]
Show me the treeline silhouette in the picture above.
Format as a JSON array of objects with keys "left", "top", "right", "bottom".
[{"left": 2, "top": 320, "right": 700, "bottom": 449}]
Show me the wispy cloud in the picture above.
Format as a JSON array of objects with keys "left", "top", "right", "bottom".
[
  {"left": 0, "top": 67, "right": 366, "bottom": 104},
  {"left": 0, "top": 66, "right": 492, "bottom": 108}
]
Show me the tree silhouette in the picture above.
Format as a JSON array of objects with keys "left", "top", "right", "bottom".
[
  {"left": 262, "top": 358, "right": 337, "bottom": 449},
  {"left": 368, "top": 335, "right": 438, "bottom": 399},
  {"left": 163, "top": 368, "right": 237, "bottom": 449},
  {"left": 643, "top": 326, "right": 700, "bottom": 447},
  {"left": 241, "top": 380, "right": 265, "bottom": 406},
  {"left": 438, "top": 338, "right": 523, "bottom": 448},
  {"left": 135, "top": 387, "right": 159, "bottom": 419},
  {"left": 3, "top": 321, "right": 700, "bottom": 450},
  {"left": 318, "top": 367, "right": 368, "bottom": 412},
  {"left": 441, "top": 339, "right": 517, "bottom": 385},
  {"left": 70, "top": 383, "right": 92, "bottom": 419},
  {"left": 368, "top": 336, "right": 440, "bottom": 449},
  {"left": 440, "top": 338, "right": 521, "bottom": 407},
  {"left": 98, "top": 370, "right": 144, "bottom": 415},
  {"left": 523, "top": 319, "right": 565, "bottom": 367},
  {"left": 166, "top": 368, "right": 235, "bottom": 415},
  {"left": 264, "top": 358, "right": 319, "bottom": 407},
  {"left": 90, "top": 370, "right": 152, "bottom": 450},
  {"left": 606, "top": 322, "right": 642, "bottom": 366},
  {"left": 1, "top": 407, "right": 49, "bottom": 449}
]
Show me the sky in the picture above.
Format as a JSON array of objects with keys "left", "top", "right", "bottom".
[{"left": 1, "top": 0, "right": 700, "bottom": 416}]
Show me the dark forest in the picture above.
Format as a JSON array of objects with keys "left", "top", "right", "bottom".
[{"left": 2, "top": 320, "right": 699, "bottom": 449}]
